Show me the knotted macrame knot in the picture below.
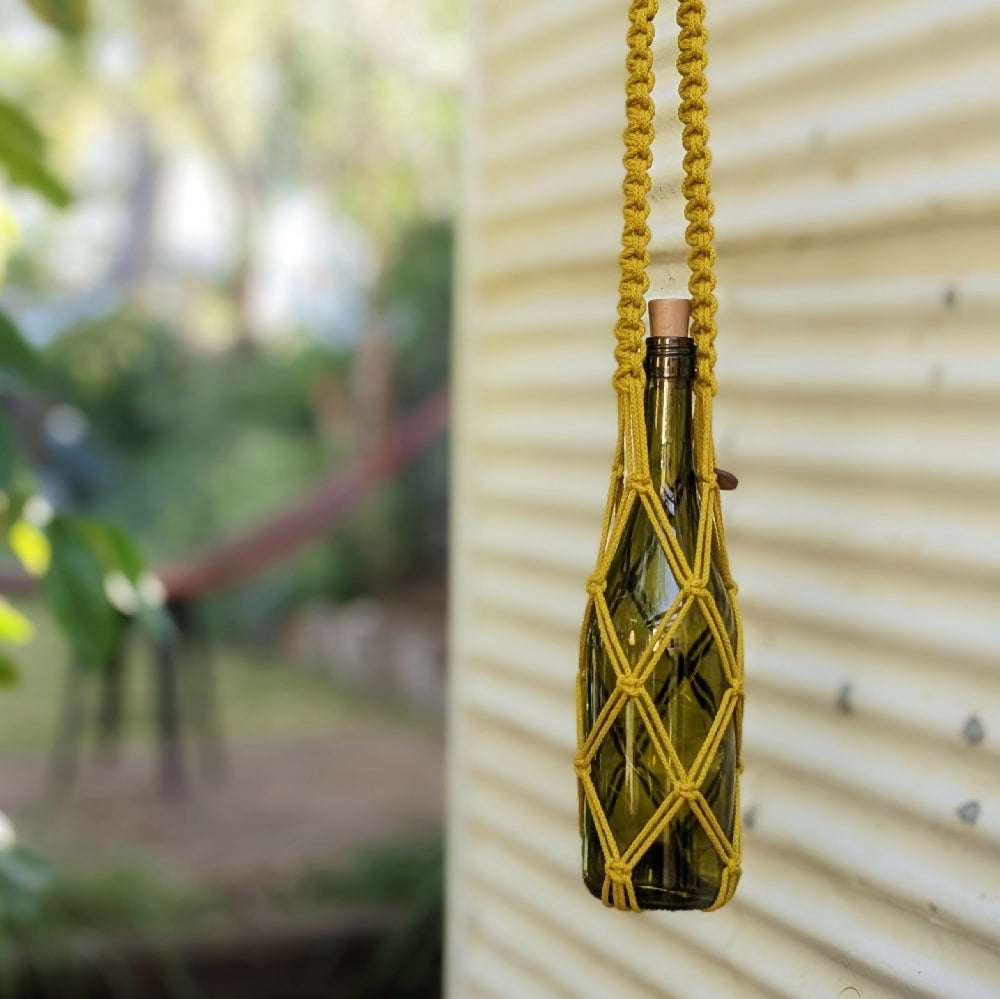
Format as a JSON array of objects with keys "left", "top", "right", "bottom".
[
  {"left": 696, "top": 373, "right": 718, "bottom": 398},
  {"left": 611, "top": 357, "right": 644, "bottom": 393},
  {"left": 676, "top": 781, "right": 699, "bottom": 802},
  {"left": 624, "top": 472, "right": 651, "bottom": 494},
  {"left": 617, "top": 675, "right": 644, "bottom": 698},
  {"left": 606, "top": 860, "right": 632, "bottom": 886},
  {"left": 684, "top": 585, "right": 711, "bottom": 602},
  {"left": 573, "top": 756, "right": 590, "bottom": 778},
  {"left": 586, "top": 575, "right": 607, "bottom": 596}
]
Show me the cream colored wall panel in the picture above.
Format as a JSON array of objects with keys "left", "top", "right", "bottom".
[
  {"left": 466, "top": 715, "right": 1000, "bottom": 997},
  {"left": 470, "top": 705, "right": 1000, "bottom": 963},
  {"left": 474, "top": 212, "right": 622, "bottom": 287},
  {"left": 723, "top": 274, "right": 1000, "bottom": 317},
  {"left": 728, "top": 485, "right": 1000, "bottom": 578},
  {"left": 745, "top": 693, "right": 1000, "bottom": 843},
  {"left": 467, "top": 881, "right": 667, "bottom": 999},
  {"left": 477, "top": 314, "right": 1000, "bottom": 398},
  {"left": 475, "top": 457, "right": 609, "bottom": 516},
  {"left": 468, "top": 561, "right": 582, "bottom": 636},
  {"left": 462, "top": 637, "right": 999, "bottom": 854},
  {"left": 465, "top": 837, "right": 784, "bottom": 999},
  {"left": 449, "top": 0, "right": 1000, "bottom": 995},
  {"left": 473, "top": 294, "right": 613, "bottom": 341},
  {"left": 465, "top": 805, "right": 902, "bottom": 999},
  {"left": 738, "top": 546, "right": 996, "bottom": 667},
  {"left": 485, "top": 28, "right": 619, "bottom": 120},
  {"left": 747, "top": 768, "right": 1000, "bottom": 948},
  {"left": 745, "top": 625, "right": 1000, "bottom": 750},
  {"left": 464, "top": 935, "right": 577, "bottom": 999},
  {"left": 740, "top": 847, "right": 1000, "bottom": 999},
  {"left": 479, "top": 149, "right": 622, "bottom": 223},
  {"left": 713, "top": 145, "right": 1000, "bottom": 247},
  {"left": 485, "top": 0, "right": 613, "bottom": 54},
  {"left": 712, "top": 0, "right": 997, "bottom": 92},
  {"left": 475, "top": 399, "right": 1000, "bottom": 491},
  {"left": 712, "top": 53, "right": 999, "bottom": 176}
]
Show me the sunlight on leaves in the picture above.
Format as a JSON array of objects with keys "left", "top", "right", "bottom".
[
  {"left": 0, "top": 311, "right": 41, "bottom": 386},
  {"left": 0, "top": 420, "right": 13, "bottom": 495},
  {"left": 43, "top": 517, "right": 117, "bottom": 669},
  {"left": 9, "top": 520, "right": 50, "bottom": 577},
  {"left": 0, "top": 198, "right": 18, "bottom": 291},
  {"left": 0, "top": 99, "right": 71, "bottom": 208},
  {"left": 24, "top": 0, "right": 89, "bottom": 38},
  {"left": 73, "top": 520, "right": 144, "bottom": 583},
  {"left": 0, "top": 652, "right": 19, "bottom": 688},
  {"left": 0, "top": 599, "right": 33, "bottom": 646}
]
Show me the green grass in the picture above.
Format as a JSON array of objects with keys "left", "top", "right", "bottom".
[
  {"left": 0, "top": 838, "right": 443, "bottom": 999},
  {"left": 0, "top": 603, "right": 444, "bottom": 982},
  {"left": 1, "top": 862, "right": 218, "bottom": 941},
  {"left": 0, "top": 601, "right": 378, "bottom": 758},
  {"left": 0, "top": 835, "right": 444, "bottom": 942}
]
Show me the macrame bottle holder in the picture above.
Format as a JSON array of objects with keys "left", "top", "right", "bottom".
[{"left": 575, "top": 0, "right": 745, "bottom": 912}]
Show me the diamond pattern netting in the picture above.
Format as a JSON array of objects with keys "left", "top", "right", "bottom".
[{"left": 574, "top": 0, "right": 745, "bottom": 913}]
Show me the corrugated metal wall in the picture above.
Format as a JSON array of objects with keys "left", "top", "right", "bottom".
[{"left": 446, "top": 1, "right": 1000, "bottom": 996}]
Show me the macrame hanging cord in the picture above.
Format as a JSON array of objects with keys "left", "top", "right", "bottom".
[{"left": 574, "top": 0, "right": 745, "bottom": 912}]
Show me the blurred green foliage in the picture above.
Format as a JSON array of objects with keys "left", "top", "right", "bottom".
[
  {"left": 0, "top": 0, "right": 456, "bottom": 959},
  {"left": 0, "top": 847, "right": 50, "bottom": 925},
  {"left": 0, "top": 314, "right": 158, "bottom": 689},
  {"left": 0, "top": 838, "right": 442, "bottom": 999},
  {"left": 0, "top": 0, "right": 149, "bottom": 697},
  {"left": 303, "top": 836, "right": 444, "bottom": 999},
  {"left": 0, "top": 0, "right": 84, "bottom": 210},
  {"left": 380, "top": 220, "right": 453, "bottom": 409},
  {"left": 0, "top": 99, "right": 70, "bottom": 209},
  {"left": 41, "top": 217, "right": 452, "bottom": 638},
  {"left": 0, "top": 312, "right": 43, "bottom": 391},
  {"left": 24, "top": 0, "right": 89, "bottom": 38},
  {"left": 1, "top": 863, "right": 210, "bottom": 941},
  {"left": 375, "top": 219, "right": 452, "bottom": 585}
]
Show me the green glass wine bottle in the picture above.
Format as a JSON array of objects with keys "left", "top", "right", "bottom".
[{"left": 582, "top": 299, "right": 738, "bottom": 911}]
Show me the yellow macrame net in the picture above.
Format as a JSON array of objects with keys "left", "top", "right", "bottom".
[{"left": 575, "top": 0, "right": 744, "bottom": 913}]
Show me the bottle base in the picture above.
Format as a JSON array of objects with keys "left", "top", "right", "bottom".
[{"left": 583, "top": 872, "right": 717, "bottom": 912}]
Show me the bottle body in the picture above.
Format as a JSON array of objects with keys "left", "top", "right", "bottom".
[{"left": 581, "top": 339, "right": 738, "bottom": 911}]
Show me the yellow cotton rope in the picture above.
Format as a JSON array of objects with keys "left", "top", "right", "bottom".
[{"left": 575, "top": 0, "right": 744, "bottom": 913}]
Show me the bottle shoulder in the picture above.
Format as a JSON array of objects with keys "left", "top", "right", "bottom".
[{"left": 595, "top": 486, "right": 736, "bottom": 639}]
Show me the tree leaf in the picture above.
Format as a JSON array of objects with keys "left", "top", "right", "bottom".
[
  {"left": 72, "top": 520, "right": 144, "bottom": 582},
  {"left": 0, "top": 844, "right": 50, "bottom": 920},
  {"left": 8, "top": 519, "right": 50, "bottom": 577},
  {"left": 24, "top": 0, "right": 89, "bottom": 37},
  {"left": 0, "top": 310, "right": 41, "bottom": 385},
  {"left": 0, "top": 143, "right": 72, "bottom": 208},
  {"left": 0, "top": 652, "right": 20, "bottom": 688},
  {"left": 0, "top": 470, "right": 36, "bottom": 537},
  {"left": 0, "top": 599, "right": 33, "bottom": 646},
  {"left": 0, "top": 98, "right": 45, "bottom": 164},
  {"left": 43, "top": 517, "right": 118, "bottom": 669},
  {"left": 79, "top": 521, "right": 174, "bottom": 640},
  {"left": 0, "top": 415, "right": 13, "bottom": 495},
  {"left": 0, "top": 96, "right": 71, "bottom": 207}
]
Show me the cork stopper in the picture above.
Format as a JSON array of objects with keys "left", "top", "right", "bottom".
[{"left": 648, "top": 298, "right": 691, "bottom": 339}]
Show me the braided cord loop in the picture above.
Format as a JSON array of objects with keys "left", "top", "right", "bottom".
[
  {"left": 575, "top": 0, "right": 744, "bottom": 913},
  {"left": 677, "top": 0, "right": 719, "bottom": 483}
]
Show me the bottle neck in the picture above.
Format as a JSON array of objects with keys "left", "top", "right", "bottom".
[{"left": 643, "top": 339, "right": 695, "bottom": 509}]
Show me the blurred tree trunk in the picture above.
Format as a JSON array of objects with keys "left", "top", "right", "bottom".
[{"left": 350, "top": 316, "right": 397, "bottom": 591}]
